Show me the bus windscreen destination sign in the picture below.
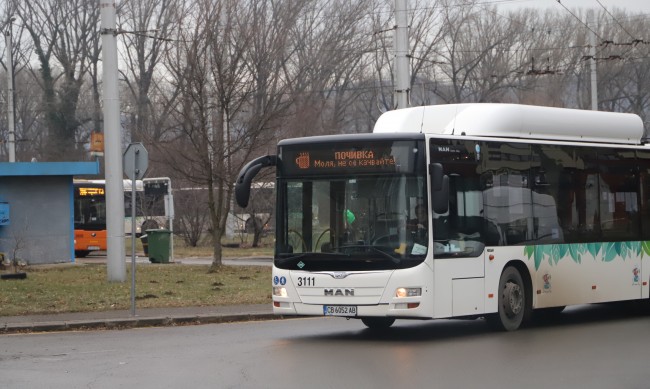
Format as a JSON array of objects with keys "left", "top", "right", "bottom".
[
  {"left": 76, "top": 187, "right": 105, "bottom": 196},
  {"left": 281, "top": 141, "right": 420, "bottom": 176}
]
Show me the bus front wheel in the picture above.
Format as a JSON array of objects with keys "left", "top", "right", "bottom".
[
  {"left": 488, "top": 266, "right": 530, "bottom": 331},
  {"left": 361, "top": 317, "right": 395, "bottom": 330},
  {"left": 75, "top": 250, "right": 90, "bottom": 258}
]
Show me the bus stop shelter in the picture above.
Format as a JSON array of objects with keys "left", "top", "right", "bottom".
[{"left": 0, "top": 161, "right": 99, "bottom": 264}]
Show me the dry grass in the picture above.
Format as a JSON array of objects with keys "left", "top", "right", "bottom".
[
  {"left": 0, "top": 263, "right": 271, "bottom": 317},
  {"left": 174, "top": 244, "right": 274, "bottom": 259},
  {"left": 126, "top": 235, "right": 275, "bottom": 258}
]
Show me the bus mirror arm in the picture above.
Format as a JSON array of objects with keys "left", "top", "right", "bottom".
[
  {"left": 235, "top": 155, "right": 277, "bottom": 208},
  {"left": 430, "top": 163, "right": 449, "bottom": 213},
  {"left": 430, "top": 163, "right": 444, "bottom": 191},
  {"left": 432, "top": 175, "right": 449, "bottom": 214}
]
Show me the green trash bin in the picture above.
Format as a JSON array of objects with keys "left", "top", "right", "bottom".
[{"left": 146, "top": 229, "right": 171, "bottom": 263}]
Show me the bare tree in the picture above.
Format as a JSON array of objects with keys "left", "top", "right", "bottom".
[
  {"left": 506, "top": 10, "right": 582, "bottom": 107},
  {"left": 157, "top": 0, "right": 315, "bottom": 271},
  {"left": 280, "top": 0, "right": 375, "bottom": 137},
  {"left": 594, "top": 9, "right": 650, "bottom": 126},
  {"left": 174, "top": 185, "right": 210, "bottom": 247},
  {"left": 204, "top": 0, "right": 305, "bottom": 270},
  {"left": 0, "top": 6, "right": 38, "bottom": 161},
  {"left": 14, "top": 0, "right": 98, "bottom": 161},
  {"left": 156, "top": 0, "right": 243, "bottom": 271},
  {"left": 118, "top": 0, "right": 181, "bottom": 144},
  {"left": 430, "top": 0, "right": 516, "bottom": 103},
  {"left": 367, "top": 0, "right": 446, "bottom": 111}
]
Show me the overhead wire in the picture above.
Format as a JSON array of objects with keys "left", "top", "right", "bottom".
[
  {"left": 593, "top": 0, "right": 648, "bottom": 62},
  {"left": 554, "top": 0, "right": 604, "bottom": 40},
  {"left": 595, "top": 0, "right": 637, "bottom": 40}
]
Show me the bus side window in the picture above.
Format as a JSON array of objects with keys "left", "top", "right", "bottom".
[
  {"left": 457, "top": 216, "right": 483, "bottom": 240},
  {"left": 484, "top": 219, "right": 502, "bottom": 246}
]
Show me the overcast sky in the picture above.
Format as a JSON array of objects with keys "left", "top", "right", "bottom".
[{"left": 496, "top": 0, "right": 650, "bottom": 13}]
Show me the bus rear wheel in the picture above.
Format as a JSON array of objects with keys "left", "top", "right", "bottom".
[
  {"left": 488, "top": 266, "right": 530, "bottom": 331},
  {"left": 361, "top": 317, "right": 395, "bottom": 330}
]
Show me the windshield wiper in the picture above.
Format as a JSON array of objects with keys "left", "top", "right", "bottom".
[
  {"left": 275, "top": 252, "right": 350, "bottom": 265},
  {"left": 339, "top": 245, "right": 401, "bottom": 264}
]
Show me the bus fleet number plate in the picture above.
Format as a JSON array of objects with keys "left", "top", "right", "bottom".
[{"left": 323, "top": 305, "right": 357, "bottom": 317}]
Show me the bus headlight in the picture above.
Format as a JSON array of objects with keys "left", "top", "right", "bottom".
[
  {"left": 273, "top": 286, "right": 288, "bottom": 298},
  {"left": 396, "top": 287, "right": 421, "bottom": 298}
]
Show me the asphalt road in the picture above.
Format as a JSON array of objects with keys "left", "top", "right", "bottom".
[{"left": 1, "top": 303, "right": 649, "bottom": 389}]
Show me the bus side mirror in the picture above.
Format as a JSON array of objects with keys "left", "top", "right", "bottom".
[
  {"left": 235, "top": 155, "right": 277, "bottom": 208},
  {"left": 430, "top": 163, "right": 449, "bottom": 214}
]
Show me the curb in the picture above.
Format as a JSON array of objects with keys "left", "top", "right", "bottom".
[{"left": 0, "top": 313, "right": 282, "bottom": 334}]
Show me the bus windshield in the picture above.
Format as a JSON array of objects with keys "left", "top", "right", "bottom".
[
  {"left": 74, "top": 185, "right": 106, "bottom": 231},
  {"left": 277, "top": 173, "right": 428, "bottom": 271},
  {"left": 275, "top": 136, "right": 428, "bottom": 271}
]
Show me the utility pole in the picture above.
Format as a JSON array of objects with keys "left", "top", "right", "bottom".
[
  {"left": 588, "top": 11, "right": 598, "bottom": 111},
  {"left": 394, "top": 0, "right": 410, "bottom": 110},
  {"left": 5, "top": 19, "right": 15, "bottom": 162},
  {"left": 100, "top": 0, "right": 126, "bottom": 282}
]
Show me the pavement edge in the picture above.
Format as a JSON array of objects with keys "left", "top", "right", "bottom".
[{"left": 0, "top": 313, "right": 286, "bottom": 334}]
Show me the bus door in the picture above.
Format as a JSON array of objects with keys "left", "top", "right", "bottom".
[{"left": 430, "top": 139, "right": 486, "bottom": 317}]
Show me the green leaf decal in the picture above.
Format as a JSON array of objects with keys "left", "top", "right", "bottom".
[
  {"left": 569, "top": 244, "right": 584, "bottom": 264},
  {"left": 524, "top": 245, "right": 535, "bottom": 259},
  {"left": 558, "top": 244, "right": 569, "bottom": 260},
  {"left": 642, "top": 241, "right": 650, "bottom": 257},
  {"left": 534, "top": 245, "right": 548, "bottom": 270},
  {"left": 525, "top": 241, "right": 643, "bottom": 267},
  {"left": 587, "top": 243, "right": 600, "bottom": 258},
  {"left": 626, "top": 242, "right": 633, "bottom": 258},
  {"left": 549, "top": 245, "right": 558, "bottom": 265},
  {"left": 603, "top": 242, "right": 617, "bottom": 262},
  {"left": 616, "top": 242, "right": 627, "bottom": 260}
]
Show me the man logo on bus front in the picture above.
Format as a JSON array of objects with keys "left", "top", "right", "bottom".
[{"left": 324, "top": 288, "right": 354, "bottom": 296}]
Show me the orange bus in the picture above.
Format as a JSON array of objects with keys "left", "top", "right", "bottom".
[
  {"left": 73, "top": 181, "right": 107, "bottom": 257},
  {"left": 73, "top": 178, "right": 173, "bottom": 257}
]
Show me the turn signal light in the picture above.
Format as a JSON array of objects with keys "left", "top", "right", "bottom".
[{"left": 395, "top": 303, "right": 420, "bottom": 309}]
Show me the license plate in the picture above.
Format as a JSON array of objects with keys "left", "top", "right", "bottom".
[
  {"left": 323, "top": 305, "right": 357, "bottom": 317},
  {"left": 88, "top": 246, "right": 100, "bottom": 251}
]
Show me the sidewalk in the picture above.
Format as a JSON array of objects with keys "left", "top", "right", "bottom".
[
  {"left": 1, "top": 255, "right": 278, "bottom": 334},
  {"left": 0, "top": 304, "right": 277, "bottom": 334}
]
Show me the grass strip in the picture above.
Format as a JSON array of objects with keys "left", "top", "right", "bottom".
[{"left": 0, "top": 264, "right": 271, "bottom": 317}]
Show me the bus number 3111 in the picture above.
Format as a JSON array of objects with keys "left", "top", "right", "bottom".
[{"left": 297, "top": 277, "right": 315, "bottom": 287}]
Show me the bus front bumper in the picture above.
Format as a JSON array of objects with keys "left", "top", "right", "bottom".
[{"left": 272, "top": 301, "right": 433, "bottom": 319}]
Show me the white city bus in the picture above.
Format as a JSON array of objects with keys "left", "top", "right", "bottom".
[{"left": 235, "top": 103, "right": 649, "bottom": 330}]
